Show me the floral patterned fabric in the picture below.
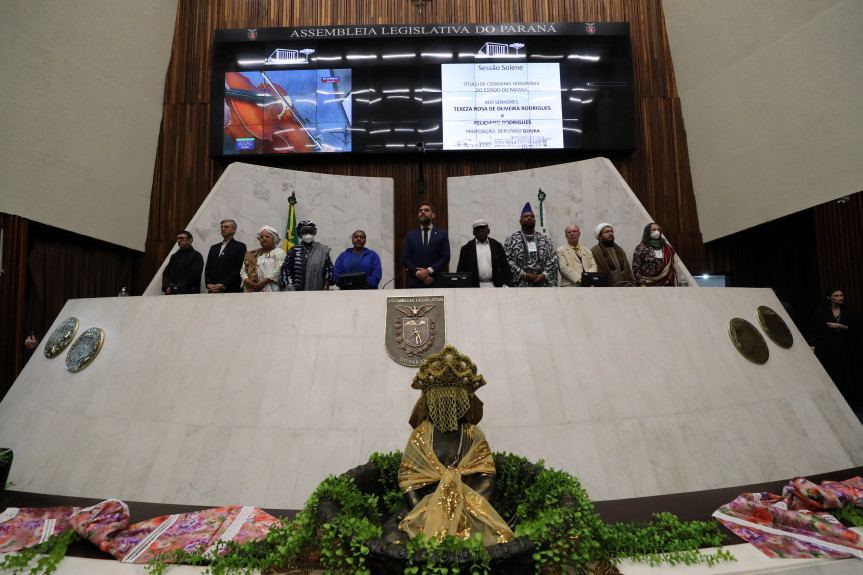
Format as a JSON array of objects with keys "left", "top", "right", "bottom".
[
  {"left": 0, "top": 499, "right": 278, "bottom": 564},
  {"left": 713, "top": 476, "right": 863, "bottom": 559},
  {"left": 631, "top": 243, "right": 678, "bottom": 286},
  {"left": 69, "top": 500, "right": 278, "bottom": 563},
  {"left": 0, "top": 505, "right": 81, "bottom": 554}
]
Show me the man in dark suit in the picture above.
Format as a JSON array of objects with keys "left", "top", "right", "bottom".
[
  {"left": 204, "top": 219, "right": 248, "bottom": 293},
  {"left": 456, "top": 219, "right": 512, "bottom": 288},
  {"left": 402, "top": 202, "right": 450, "bottom": 288},
  {"left": 162, "top": 230, "right": 204, "bottom": 294}
]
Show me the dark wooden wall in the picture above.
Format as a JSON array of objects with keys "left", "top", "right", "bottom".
[
  {"left": 813, "top": 191, "right": 863, "bottom": 307},
  {"left": 703, "top": 189, "right": 863, "bottom": 334},
  {"left": 0, "top": 214, "right": 30, "bottom": 396},
  {"left": 138, "top": 0, "right": 704, "bottom": 293}
]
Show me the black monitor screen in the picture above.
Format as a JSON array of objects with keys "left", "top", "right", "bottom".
[
  {"left": 212, "top": 22, "right": 635, "bottom": 157},
  {"left": 438, "top": 272, "right": 472, "bottom": 288},
  {"left": 337, "top": 272, "right": 369, "bottom": 290}
]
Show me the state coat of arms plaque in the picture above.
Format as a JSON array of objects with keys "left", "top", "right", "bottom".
[{"left": 385, "top": 296, "right": 446, "bottom": 367}]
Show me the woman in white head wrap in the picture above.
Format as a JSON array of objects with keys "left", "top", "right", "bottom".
[{"left": 240, "top": 225, "right": 287, "bottom": 292}]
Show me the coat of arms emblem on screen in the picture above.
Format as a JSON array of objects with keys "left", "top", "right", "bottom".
[{"left": 385, "top": 296, "right": 446, "bottom": 367}]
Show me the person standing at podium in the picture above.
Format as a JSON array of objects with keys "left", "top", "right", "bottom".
[
  {"left": 205, "top": 219, "right": 247, "bottom": 293},
  {"left": 591, "top": 223, "right": 636, "bottom": 287},
  {"left": 456, "top": 219, "right": 511, "bottom": 288},
  {"left": 333, "top": 230, "right": 383, "bottom": 289},
  {"left": 161, "top": 231, "right": 204, "bottom": 294},
  {"left": 503, "top": 203, "right": 557, "bottom": 287},
  {"left": 402, "top": 202, "right": 450, "bottom": 288},
  {"left": 557, "top": 224, "right": 597, "bottom": 287},
  {"left": 279, "top": 220, "right": 334, "bottom": 291},
  {"left": 240, "top": 226, "right": 286, "bottom": 292}
]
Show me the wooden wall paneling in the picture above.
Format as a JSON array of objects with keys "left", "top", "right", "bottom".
[
  {"left": 0, "top": 214, "right": 29, "bottom": 400},
  {"left": 814, "top": 191, "right": 863, "bottom": 312},
  {"left": 141, "top": 0, "right": 704, "bottom": 292}
]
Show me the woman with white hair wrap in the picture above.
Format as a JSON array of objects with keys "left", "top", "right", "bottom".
[{"left": 240, "top": 225, "right": 287, "bottom": 292}]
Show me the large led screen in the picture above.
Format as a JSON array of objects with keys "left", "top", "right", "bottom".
[
  {"left": 212, "top": 23, "right": 635, "bottom": 157},
  {"left": 441, "top": 63, "right": 563, "bottom": 149},
  {"left": 222, "top": 70, "right": 352, "bottom": 154}
]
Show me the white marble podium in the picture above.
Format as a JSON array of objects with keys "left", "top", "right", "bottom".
[
  {"left": 4, "top": 159, "right": 862, "bottom": 574},
  {"left": 2, "top": 287, "right": 861, "bottom": 512}
]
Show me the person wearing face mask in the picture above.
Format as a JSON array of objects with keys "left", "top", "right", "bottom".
[
  {"left": 240, "top": 225, "right": 287, "bottom": 292},
  {"left": 631, "top": 222, "right": 679, "bottom": 287},
  {"left": 590, "top": 223, "right": 636, "bottom": 287},
  {"left": 332, "top": 229, "right": 382, "bottom": 289},
  {"left": 279, "top": 220, "right": 334, "bottom": 291}
]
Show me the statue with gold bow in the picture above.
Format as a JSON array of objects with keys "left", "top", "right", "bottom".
[{"left": 382, "top": 346, "right": 514, "bottom": 545}]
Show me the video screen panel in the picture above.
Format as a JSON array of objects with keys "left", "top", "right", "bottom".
[
  {"left": 222, "top": 69, "right": 352, "bottom": 154},
  {"left": 211, "top": 23, "right": 635, "bottom": 157},
  {"left": 440, "top": 63, "right": 564, "bottom": 150}
]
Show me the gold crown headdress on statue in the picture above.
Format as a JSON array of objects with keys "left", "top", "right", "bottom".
[{"left": 409, "top": 346, "right": 485, "bottom": 431}]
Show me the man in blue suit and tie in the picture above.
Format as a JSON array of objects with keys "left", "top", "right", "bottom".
[{"left": 402, "top": 202, "right": 450, "bottom": 288}]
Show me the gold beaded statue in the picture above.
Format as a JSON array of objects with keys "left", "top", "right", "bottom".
[{"left": 381, "top": 346, "right": 514, "bottom": 545}]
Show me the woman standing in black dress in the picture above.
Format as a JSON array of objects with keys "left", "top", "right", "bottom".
[{"left": 808, "top": 288, "right": 860, "bottom": 409}]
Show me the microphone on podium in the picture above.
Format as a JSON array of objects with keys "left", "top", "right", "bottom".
[{"left": 382, "top": 268, "right": 408, "bottom": 289}]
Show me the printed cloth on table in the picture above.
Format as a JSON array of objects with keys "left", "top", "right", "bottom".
[
  {"left": 0, "top": 505, "right": 81, "bottom": 554},
  {"left": 713, "top": 476, "right": 863, "bottom": 560},
  {"left": 782, "top": 476, "right": 863, "bottom": 511},
  {"left": 68, "top": 500, "right": 278, "bottom": 563}
]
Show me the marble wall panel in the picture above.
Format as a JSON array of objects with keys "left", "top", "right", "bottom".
[
  {"left": 447, "top": 157, "right": 696, "bottom": 285},
  {"left": 143, "top": 163, "right": 394, "bottom": 295},
  {"left": 1, "top": 287, "right": 861, "bottom": 509}
]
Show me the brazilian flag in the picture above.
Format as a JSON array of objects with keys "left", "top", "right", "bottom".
[{"left": 283, "top": 192, "right": 298, "bottom": 251}]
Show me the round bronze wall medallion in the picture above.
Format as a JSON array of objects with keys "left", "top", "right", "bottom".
[
  {"left": 728, "top": 318, "right": 769, "bottom": 365},
  {"left": 43, "top": 317, "right": 80, "bottom": 358},
  {"left": 65, "top": 327, "right": 105, "bottom": 372},
  {"left": 756, "top": 305, "right": 793, "bottom": 349}
]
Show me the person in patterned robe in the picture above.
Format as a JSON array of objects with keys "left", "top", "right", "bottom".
[
  {"left": 631, "top": 222, "right": 679, "bottom": 286},
  {"left": 278, "top": 220, "right": 334, "bottom": 291},
  {"left": 502, "top": 202, "right": 558, "bottom": 287}
]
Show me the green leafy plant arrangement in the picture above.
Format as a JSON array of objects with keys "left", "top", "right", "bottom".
[
  {"left": 145, "top": 471, "right": 384, "bottom": 575},
  {"left": 834, "top": 504, "right": 863, "bottom": 528},
  {"left": 0, "top": 529, "right": 80, "bottom": 575},
  {"left": 142, "top": 450, "right": 732, "bottom": 575},
  {"left": 404, "top": 532, "right": 491, "bottom": 575},
  {"left": 2, "top": 450, "right": 732, "bottom": 575}
]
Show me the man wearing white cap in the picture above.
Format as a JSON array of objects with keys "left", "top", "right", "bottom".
[
  {"left": 456, "top": 219, "right": 511, "bottom": 288},
  {"left": 590, "top": 223, "right": 636, "bottom": 286}
]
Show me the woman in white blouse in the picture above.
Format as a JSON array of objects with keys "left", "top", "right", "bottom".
[{"left": 240, "top": 225, "right": 287, "bottom": 292}]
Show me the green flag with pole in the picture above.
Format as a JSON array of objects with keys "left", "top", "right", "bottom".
[{"left": 283, "top": 192, "right": 298, "bottom": 251}]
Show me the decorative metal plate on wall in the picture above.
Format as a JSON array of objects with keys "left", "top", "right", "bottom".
[
  {"left": 43, "top": 317, "right": 79, "bottom": 358},
  {"left": 728, "top": 318, "right": 769, "bottom": 365},
  {"left": 65, "top": 328, "right": 105, "bottom": 372},
  {"left": 756, "top": 305, "right": 794, "bottom": 349}
]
